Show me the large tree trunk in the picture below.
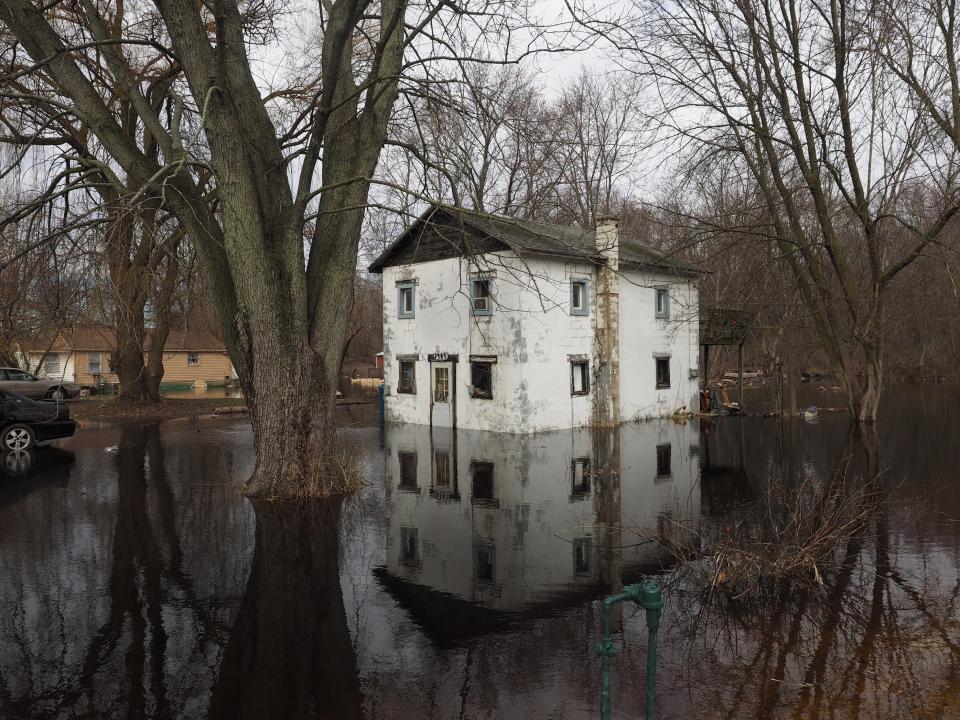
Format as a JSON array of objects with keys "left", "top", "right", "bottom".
[{"left": 208, "top": 499, "right": 362, "bottom": 719}]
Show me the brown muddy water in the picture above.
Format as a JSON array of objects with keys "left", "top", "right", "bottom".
[{"left": 0, "top": 387, "right": 958, "bottom": 719}]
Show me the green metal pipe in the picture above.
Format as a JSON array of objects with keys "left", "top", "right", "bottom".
[{"left": 597, "top": 581, "right": 663, "bottom": 720}]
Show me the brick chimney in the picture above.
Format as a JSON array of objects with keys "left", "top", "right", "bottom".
[{"left": 592, "top": 215, "right": 620, "bottom": 428}]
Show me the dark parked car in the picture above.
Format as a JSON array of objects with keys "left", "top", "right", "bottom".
[
  {"left": 0, "top": 367, "right": 82, "bottom": 400},
  {"left": 0, "top": 391, "right": 77, "bottom": 450}
]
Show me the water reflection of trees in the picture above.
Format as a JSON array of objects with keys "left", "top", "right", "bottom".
[
  {"left": 0, "top": 424, "right": 253, "bottom": 718},
  {"left": 664, "top": 419, "right": 960, "bottom": 719}
]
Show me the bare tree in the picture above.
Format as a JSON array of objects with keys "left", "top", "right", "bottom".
[
  {"left": 574, "top": 0, "right": 960, "bottom": 420},
  {"left": 0, "top": 0, "right": 553, "bottom": 496}
]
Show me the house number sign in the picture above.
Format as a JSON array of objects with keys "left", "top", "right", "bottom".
[{"left": 428, "top": 352, "right": 457, "bottom": 362}]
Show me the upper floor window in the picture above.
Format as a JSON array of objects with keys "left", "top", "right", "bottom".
[
  {"left": 397, "top": 282, "right": 415, "bottom": 319},
  {"left": 398, "top": 360, "right": 416, "bottom": 394},
  {"left": 570, "top": 279, "right": 589, "bottom": 316},
  {"left": 655, "top": 286, "right": 670, "bottom": 319},
  {"left": 187, "top": 352, "right": 200, "bottom": 366},
  {"left": 43, "top": 353, "right": 60, "bottom": 375},
  {"left": 471, "top": 277, "right": 492, "bottom": 315},
  {"left": 655, "top": 355, "right": 671, "bottom": 389}
]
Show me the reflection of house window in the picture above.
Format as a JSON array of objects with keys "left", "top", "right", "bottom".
[
  {"left": 433, "top": 450, "right": 450, "bottom": 487},
  {"left": 430, "top": 449, "right": 458, "bottom": 501},
  {"left": 398, "top": 451, "right": 418, "bottom": 491},
  {"left": 571, "top": 457, "right": 591, "bottom": 500},
  {"left": 471, "top": 461, "right": 497, "bottom": 507},
  {"left": 474, "top": 544, "right": 495, "bottom": 582},
  {"left": 573, "top": 537, "right": 592, "bottom": 575},
  {"left": 656, "top": 443, "right": 672, "bottom": 480},
  {"left": 400, "top": 527, "right": 420, "bottom": 568}
]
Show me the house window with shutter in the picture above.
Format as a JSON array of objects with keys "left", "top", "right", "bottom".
[
  {"left": 570, "top": 360, "right": 590, "bottom": 396},
  {"left": 655, "top": 355, "right": 671, "bottom": 389},
  {"left": 397, "top": 360, "right": 416, "bottom": 394},
  {"left": 397, "top": 282, "right": 415, "bottom": 319}
]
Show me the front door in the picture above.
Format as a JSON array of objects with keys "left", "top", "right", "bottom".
[{"left": 431, "top": 361, "right": 454, "bottom": 428}]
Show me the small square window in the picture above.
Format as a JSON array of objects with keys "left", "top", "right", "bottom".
[
  {"left": 187, "top": 352, "right": 200, "bottom": 366},
  {"left": 655, "top": 287, "right": 670, "bottom": 319},
  {"left": 398, "top": 451, "right": 418, "bottom": 490},
  {"left": 470, "top": 362, "right": 493, "bottom": 399},
  {"left": 571, "top": 360, "right": 590, "bottom": 396},
  {"left": 397, "top": 284, "right": 415, "bottom": 319},
  {"left": 471, "top": 278, "right": 492, "bottom": 315},
  {"left": 656, "top": 443, "right": 672, "bottom": 478},
  {"left": 570, "top": 279, "right": 589, "bottom": 316},
  {"left": 398, "top": 360, "right": 416, "bottom": 394},
  {"left": 571, "top": 457, "right": 591, "bottom": 498},
  {"left": 655, "top": 356, "right": 670, "bottom": 389},
  {"left": 43, "top": 353, "right": 60, "bottom": 375}
]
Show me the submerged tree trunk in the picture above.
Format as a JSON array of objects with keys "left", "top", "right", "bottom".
[{"left": 208, "top": 499, "right": 362, "bottom": 719}]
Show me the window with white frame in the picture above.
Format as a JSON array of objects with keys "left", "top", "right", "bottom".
[
  {"left": 43, "top": 353, "right": 60, "bottom": 375},
  {"left": 88, "top": 351, "right": 102, "bottom": 375},
  {"left": 570, "top": 278, "right": 589, "bottom": 316},
  {"left": 655, "top": 287, "right": 670, "bottom": 319},
  {"left": 187, "top": 352, "right": 200, "bottom": 366},
  {"left": 397, "top": 282, "right": 415, "bottom": 319}
]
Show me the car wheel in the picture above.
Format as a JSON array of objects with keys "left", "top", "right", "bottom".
[
  {"left": 78, "top": 388, "right": 90, "bottom": 398},
  {"left": 47, "top": 387, "right": 66, "bottom": 401},
  {"left": 2, "top": 425, "right": 35, "bottom": 451}
]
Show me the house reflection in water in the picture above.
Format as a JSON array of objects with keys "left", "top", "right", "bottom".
[{"left": 377, "top": 421, "right": 700, "bottom": 634}]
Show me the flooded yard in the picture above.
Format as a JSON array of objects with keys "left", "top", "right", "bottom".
[{"left": 0, "top": 387, "right": 958, "bottom": 719}]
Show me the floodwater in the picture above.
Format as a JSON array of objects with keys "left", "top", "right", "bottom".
[{"left": 1, "top": 388, "right": 958, "bottom": 719}]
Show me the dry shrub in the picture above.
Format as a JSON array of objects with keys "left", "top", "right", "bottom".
[{"left": 671, "top": 460, "right": 887, "bottom": 599}]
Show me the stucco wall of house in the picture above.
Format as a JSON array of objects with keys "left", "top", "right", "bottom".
[
  {"left": 383, "top": 252, "right": 598, "bottom": 432},
  {"left": 382, "top": 252, "right": 699, "bottom": 432},
  {"left": 619, "top": 271, "right": 700, "bottom": 420}
]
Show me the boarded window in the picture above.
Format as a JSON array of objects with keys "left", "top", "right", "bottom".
[
  {"left": 398, "top": 360, "right": 416, "bottom": 394},
  {"left": 656, "top": 443, "right": 672, "bottom": 478},
  {"left": 43, "top": 354, "right": 60, "bottom": 375},
  {"left": 471, "top": 278, "right": 492, "bottom": 315},
  {"left": 187, "top": 352, "right": 200, "bottom": 366},
  {"left": 397, "top": 284, "right": 415, "bottom": 318},
  {"left": 655, "top": 356, "right": 671, "bottom": 389},
  {"left": 655, "top": 287, "right": 670, "bottom": 319},
  {"left": 398, "top": 451, "right": 418, "bottom": 490},
  {"left": 88, "top": 351, "right": 102, "bottom": 375},
  {"left": 571, "top": 360, "right": 590, "bottom": 395},
  {"left": 570, "top": 279, "right": 589, "bottom": 316},
  {"left": 470, "top": 362, "right": 493, "bottom": 399}
]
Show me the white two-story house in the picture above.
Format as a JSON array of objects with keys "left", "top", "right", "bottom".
[{"left": 369, "top": 205, "right": 700, "bottom": 433}]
